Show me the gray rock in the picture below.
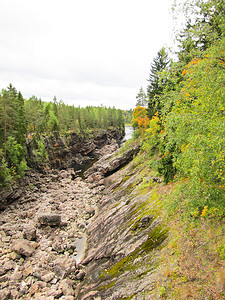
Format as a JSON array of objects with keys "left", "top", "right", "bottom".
[
  {"left": 3, "top": 260, "right": 14, "bottom": 271},
  {"left": 0, "top": 288, "right": 11, "bottom": 300},
  {"left": 86, "top": 206, "right": 95, "bottom": 217},
  {"left": 0, "top": 274, "right": 9, "bottom": 282},
  {"left": 38, "top": 214, "right": 61, "bottom": 226},
  {"left": 54, "top": 265, "right": 66, "bottom": 279},
  {"left": 80, "top": 291, "right": 98, "bottom": 300},
  {"left": 59, "top": 279, "right": 75, "bottom": 296},
  {"left": 23, "top": 225, "right": 37, "bottom": 241},
  {"left": 138, "top": 215, "right": 153, "bottom": 228},
  {"left": 0, "top": 268, "right": 7, "bottom": 276},
  {"left": 52, "top": 242, "right": 64, "bottom": 253},
  {"left": 75, "top": 270, "right": 86, "bottom": 281},
  {"left": 41, "top": 272, "right": 55, "bottom": 282}
]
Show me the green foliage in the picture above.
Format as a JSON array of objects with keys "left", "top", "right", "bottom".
[
  {"left": 31, "top": 138, "right": 48, "bottom": 164},
  {"left": 0, "top": 82, "right": 125, "bottom": 186},
  {"left": 137, "top": 0, "right": 225, "bottom": 220},
  {"left": 5, "top": 137, "right": 28, "bottom": 178},
  {"left": 0, "top": 84, "right": 27, "bottom": 148},
  {"left": 136, "top": 87, "right": 147, "bottom": 107},
  {"left": 0, "top": 150, "right": 12, "bottom": 187},
  {"left": 147, "top": 47, "right": 170, "bottom": 119},
  {"left": 25, "top": 100, "right": 125, "bottom": 134},
  {"left": 157, "top": 154, "right": 176, "bottom": 184},
  {"left": 123, "top": 109, "right": 133, "bottom": 125}
]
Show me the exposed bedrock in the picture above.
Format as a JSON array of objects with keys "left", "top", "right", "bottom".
[
  {"left": 0, "top": 130, "right": 168, "bottom": 299},
  {"left": 84, "top": 145, "right": 140, "bottom": 185},
  {"left": 27, "top": 128, "right": 125, "bottom": 171},
  {"left": 0, "top": 128, "right": 124, "bottom": 210},
  {"left": 77, "top": 156, "right": 168, "bottom": 299}
]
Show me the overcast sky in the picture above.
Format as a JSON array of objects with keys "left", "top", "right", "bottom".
[{"left": 0, "top": 0, "right": 179, "bottom": 110}]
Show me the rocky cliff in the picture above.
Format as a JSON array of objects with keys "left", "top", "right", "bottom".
[
  {"left": 27, "top": 128, "right": 124, "bottom": 171},
  {"left": 0, "top": 128, "right": 124, "bottom": 210},
  {"left": 76, "top": 147, "right": 168, "bottom": 299}
]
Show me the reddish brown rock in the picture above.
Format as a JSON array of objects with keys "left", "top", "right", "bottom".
[{"left": 12, "top": 239, "right": 35, "bottom": 257}]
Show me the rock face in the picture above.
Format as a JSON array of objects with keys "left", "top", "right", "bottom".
[
  {"left": 27, "top": 128, "right": 124, "bottom": 171},
  {"left": 84, "top": 145, "right": 140, "bottom": 185},
  {"left": 0, "top": 128, "right": 124, "bottom": 211},
  {"left": 77, "top": 154, "right": 168, "bottom": 300}
]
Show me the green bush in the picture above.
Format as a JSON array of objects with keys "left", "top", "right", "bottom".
[{"left": 5, "top": 136, "right": 28, "bottom": 178}]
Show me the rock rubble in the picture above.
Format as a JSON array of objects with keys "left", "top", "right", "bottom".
[{"left": 0, "top": 168, "right": 101, "bottom": 299}]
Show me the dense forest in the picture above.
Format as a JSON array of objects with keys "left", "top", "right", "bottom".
[
  {"left": 132, "top": 0, "right": 225, "bottom": 219},
  {"left": 0, "top": 88, "right": 132, "bottom": 186}
]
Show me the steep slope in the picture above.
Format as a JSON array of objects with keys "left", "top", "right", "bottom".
[{"left": 77, "top": 149, "right": 169, "bottom": 299}]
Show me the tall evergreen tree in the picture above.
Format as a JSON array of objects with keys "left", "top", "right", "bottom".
[
  {"left": 15, "top": 91, "right": 27, "bottom": 146},
  {"left": 136, "top": 87, "right": 147, "bottom": 107},
  {"left": 0, "top": 84, "right": 18, "bottom": 146},
  {"left": 147, "top": 47, "right": 170, "bottom": 119}
]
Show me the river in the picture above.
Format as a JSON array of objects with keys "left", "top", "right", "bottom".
[{"left": 120, "top": 125, "right": 134, "bottom": 146}]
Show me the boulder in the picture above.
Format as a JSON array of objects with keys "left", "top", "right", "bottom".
[
  {"left": 38, "top": 214, "right": 61, "bottom": 226},
  {"left": 84, "top": 145, "right": 140, "bottom": 182},
  {"left": 53, "top": 265, "right": 66, "bottom": 279},
  {"left": 23, "top": 225, "right": 37, "bottom": 241},
  {"left": 85, "top": 206, "right": 95, "bottom": 217},
  {"left": 75, "top": 270, "right": 86, "bottom": 281},
  {"left": 12, "top": 239, "right": 36, "bottom": 257},
  {"left": 41, "top": 272, "right": 55, "bottom": 283},
  {"left": 0, "top": 288, "right": 11, "bottom": 300},
  {"left": 59, "top": 279, "right": 75, "bottom": 296}
]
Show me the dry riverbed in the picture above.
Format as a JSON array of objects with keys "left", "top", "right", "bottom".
[{"left": 0, "top": 168, "right": 102, "bottom": 299}]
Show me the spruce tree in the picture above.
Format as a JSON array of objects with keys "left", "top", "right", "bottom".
[
  {"left": 136, "top": 87, "right": 147, "bottom": 107},
  {"left": 147, "top": 47, "right": 170, "bottom": 119},
  {"left": 15, "top": 91, "right": 27, "bottom": 146}
]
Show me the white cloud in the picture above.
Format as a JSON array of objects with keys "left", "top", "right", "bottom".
[{"left": 0, "top": 0, "right": 177, "bottom": 110}]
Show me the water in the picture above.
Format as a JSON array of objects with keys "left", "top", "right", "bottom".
[
  {"left": 120, "top": 125, "right": 134, "bottom": 146},
  {"left": 124, "top": 125, "right": 134, "bottom": 140},
  {"left": 72, "top": 233, "right": 87, "bottom": 264}
]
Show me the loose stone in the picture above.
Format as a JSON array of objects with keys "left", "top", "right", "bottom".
[
  {"left": 12, "top": 239, "right": 36, "bottom": 257},
  {"left": 23, "top": 225, "right": 37, "bottom": 241},
  {"left": 38, "top": 214, "right": 61, "bottom": 226}
]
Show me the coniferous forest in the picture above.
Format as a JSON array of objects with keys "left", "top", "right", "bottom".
[{"left": 0, "top": 87, "right": 130, "bottom": 186}]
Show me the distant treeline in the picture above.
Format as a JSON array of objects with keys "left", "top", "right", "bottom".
[
  {"left": 25, "top": 95, "right": 126, "bottom": 136},
  {"left": 0, "top": 85, "right": 132, "bottom": 186}
]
